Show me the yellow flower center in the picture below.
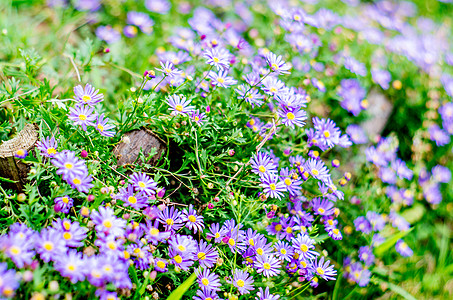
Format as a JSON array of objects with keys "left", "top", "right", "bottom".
[
  {"left": 228, "top": 238, "right": 236, "bottom": 246},
  {"left": 213, "top": 57, "right": 220, "bottom": 63},
  {"left": 103, "top": 220, "right": 112, "bottom": 228},
  {"left": 64, "top": 163, "right": 73, "bottom": 170},
  {"left": 63, "top": 221, "right": 71, "bottom": 230},
  {"left": 284, "top": 178, "right": 292, "bottom": 186},
  {"left": 107, "top": 242, "right": 116, "bottom": 250},
  {"left": 63, "top": 232, "right": 72, "bottom": 240},
  {"left": 72, "top": 178, "right": 81, "bottom": 185},
  {"left": 324, "top": 131, "right": 330, "bottom": 138},
  {"left": 79, "top": 114, "right": 87, "bottom": 121},
  {"left": 16, "top": 149, "right": 25, "bottom": 156},
  {"left": 188, "top": 215, "right": 196, "bottom": 223},
  {"left": 217, "top": 77, "right": 225, "bottom": 84},
  {"left": 287, "top": 112, "right": 295, "bottom": 120},
  {"left": 150, "top": 228, "right": 159, "bottom": 236},
  {"left": 157, "top": 261, "right": 166, "bottom": 269},
  {"left": 249, "top": 239, "right": 255, "bottom": 246},
  {"left": 138, "top": 181, "right": 146, "bottom": 188},
  {"left": 82, "top": 95, "right": 91, "bottom": 103},
  {"left": 236, "top": 279, "right": 245, "bottom": 287},
  {"left": 300, "top": 244, "right": 308, "bottom": 252},
  {"left": 312, "top": 169, "right": 319, "bottom": 176},
  {"left": 318, "top": 208, "right": 325, "bottom": 214},
  {"left": 201, "top": 278, "right": 210, "bottom": 286},
  {"left": 67, "top": 264, "right": 76, "bottom": 272},
  {"left": 43, "top": 242, "right": 54, "bottom": 251},
  {"left": 128, "top": 196, "right": 137, "bottom": 204},
  {"left": 263, "top": 263, "right": 271, "bottom": 270},
  {"left": 175, "top": 104, "right": 183, "bottom": 112},
  {"left": 194, "top": 116, "right": 200, "bottom": 122},
  {"left": 47, "top": 148, "right": 56, "bottom": 155},
  {"left": 177, "top": 245, "right": 186, "bottom": 252},
  {"left": 256, "top": 248, "right": 264, "bottom": 255},
  {"left": 275, "top": 224, "right": 282, "bottom": 232},
  {"left": 97, "top": 124, "right": 104, "bottom": 132},
  {"left": 166, "top": 218, "right": 174, "bottom": 225},
  {"left": 10, "top": 246, "right": 20, "bottom": 255},
  {"left": 3, "top": 288, "right": 13, "bottom": 297},
  {"left": 317, "top": 267, "right": 325, "bottom": 275},
  {"left": 62, "top": 197, "right": 69, "bottom": 204},
  {"left": 333, "top": 229, "right": 339, "bottom": 235},
  {"left": 286, "top": 227, "right": 293, "bottom": 233},
  {"left": 258, "top": 165, "right": 266, "bottom": 173},
  {"left": 215, "top": 233, "right": 220, "bottom": 238},
  {"left": 280, "top": 248, "right": 287, "bottom": 255},
  {"left": 269, "top": 183, "right": 276, "bottom": 190},
  {"left": 197, "top": 252, "right": 206, "bottom": 260}
]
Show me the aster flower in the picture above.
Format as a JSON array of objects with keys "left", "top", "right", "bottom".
[
  {"left": 115, "top": 184, "right": 148, "bottom": 210},
  {"left": 348, "top": 262, "right": 371, "bottom": 287},
  {"left": 166, "top": 94, "right": 194, "bottom": 115},
  {"left": 354, "top": 216, "right": 372, "bottom": 234},
  {"left": 73, "top": 83, "right": 104, "bottom": 106},
  {"left": 0, "top": 263, "right": 20, "bottom": 298},
  {"left": 127, "top": 11, "right": 154, "bottom": 34},
  {"left": 156, "top": 61, "right": 182, "bottom": 78},
  {"left": 311, "top": 198, "right": 335, "bottom": 216},
  {"left": 35, "top": 228, "right": 66, "bottom": 263},
  {"left": 158, "top": 206, "right": 184, "bottom": 232},
  {"left": 14, "top": 149, "right": 27, "bottom": 159},
  {"left": 346, "top": 124, "right": 368, "bottom": 144},
  {"left": 291, "top": 233, "right": 319, "bottom": 260},
  {"left": 429, "top": 124, "right": 450, "bottom": 146},
  {"left": 389, "top": 211, "right": 410, "bottom": 231},
  {"left": 209, "top": 70, "right": 237, "bottom": 88},
  {"left": 305, "top": 158, "right": 331, "bottom": 184},
  {"left": 313, "top": 117, "right": 341, "bottom": 148},
  {"left": 196, "top": 268, "right": 221, "bottom": 292},
  {"left": 432, "top": 165, "right": 451, "bottom": 183},
  {"left": 129, "top": 172, "right": 158, "bottom": 196},
  {"left": 235, "top": 85, "right": 264, "bottom": 108},
  {"left": 338, "top": 79, "right": 366, "bottom": 116},
  {"left": 194, "top": 289, "right": 219, "bottom": 300},
  {"left": 232, "top": 269, "right": 255, "bottom": 295},
  {"left": 52, "top": 150, "right": 87, "bottom": 180},
  {"left": 371, "top": 68, "right": 391, "bottom": 89},
  {"left": 255, "top": 287, "right": 280, "bottom": 300},
  {"left": 181, "top": 204, "right": 205, "bottom": 233},
  {"left": 68, "top": 105, "right": 97, "bottom": 131},
  {"left": 261, "top": 77, "right": 287, "bottom": 97},
  {"left": 206, "top": 223, "right": 225, "bottom": 243},
  {"left": 169, "top": 246, "right": 194, "bottom": 271},
  {"left": 266, "top": 52, "right": 291, "bottom": 75},
  {"left": 395, "top": 240, "right": 413, "bottom": 257},
  {"left": 2, "top": 235, "right": 35, "bottom": 268},
  {"left": 250, "top": 152, "right": 278, "bottom": 178},
  {"left": 358, "top": 246, "right": 375, "bottom": 266},
  {"left": 54, "top": 195, "right": 73, "bottom": 214},
  {"left": 36, "top": 136, "right": 58, "bottom": 158},
  {"left": 145, "top": 0, "right": 171, "bottom": 14},
  {"left": 343, "top": 56, "right": 367, "bottom": 76},
  {"left": 95, "top": 113, "right": 116, "bottom": 137},
  {"left": 67, "top": 172, "right": 94, "bottom": 193},
  {"left": 274, "top": 240, "right": 294, "bottom": 262},
  {"left": 277, "top": 106, "right": 307, "bottom": 128},
  {"left": 366, "top": 211, "right": 386, "bottom": 231},
  {"left": 54, "top": 250, "right": 86, "bottom": 283},
  {"left": 196, "top": 240, "right": 218, "bottom": 269},
  {"left": 327, "top": 226, "right": 342, "bottom": 240},
  {"left": 254, "top": 254, "right": 281, "bottom": 277},
  {"left": 91, "top": 206, "right": 126, "bottom": 237},
  {"left": 53, "top": 220, "right": 87, "bottom": 248},
  {"left": 252, "top": 238, "right": 273, "bottom": 257},
  {"left": 190, "top": 109, "right": 206, "bottom": 125},
  {"left": 260, "top": 173, "right": 286, "bottom": 199},
  {"left": 311, "top": 256, "right": 337, "bottom": 281},
  {"left": 203, "top": 47, "right": 231, "bottom": 71},
  {"left": 154, "top": 258, "right": 169, "bottom": 272},
  {"left": 95, "top": 26, "right": 121, "bottom": 44},
  {"left": 169, "top": 234, "right": 197, "bottom": 258}
]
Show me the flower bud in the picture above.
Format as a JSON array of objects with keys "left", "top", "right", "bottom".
[{"left": 81, "top": 150, "right": 88, "bottom": 158}]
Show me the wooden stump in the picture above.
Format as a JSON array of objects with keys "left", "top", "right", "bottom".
[
  {"left": 114, "top": 127, "right": 166, "bottom": 167},
  {"left": 0, "top": 124, "right": 39, "bottom": 191}
]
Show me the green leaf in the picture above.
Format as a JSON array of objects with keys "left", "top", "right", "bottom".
[
  {"left": 128, "top": 265, "right": 139, "bottom": 286},
  {"left": 377, "top": 279, "right": 417, "bottom": 300},
  {"left": 167, "top": 272, "right": 196, "bottom": 300},
  {"left": 374, "top": 228, "right": 413, "bottom": 257}
]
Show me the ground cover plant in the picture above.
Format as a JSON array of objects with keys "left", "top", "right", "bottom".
[{"left": 1, "top": 0, "right": 453, "bottom": 299}]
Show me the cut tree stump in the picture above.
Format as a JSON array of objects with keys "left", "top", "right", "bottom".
[
  {"left": 114, "top": 127, "right": 167, "bottom": 167},
  {"left": 0, "top": 124, "right": 39, "bottom": 191}
]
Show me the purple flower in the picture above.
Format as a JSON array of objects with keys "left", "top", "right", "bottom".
[
  {"left": 209, "top": 70, "right": 237, "bottom": 88},
  {"left": 68, "top": 105, "right": 97, "bottom": 131},
  {"left": 349, "top": 262, "right": 371, "bottom": 287},
  {"left": 260, "top": 173, "right": 286, "bottom": 199},
  {"left": 95, "top": 113, "right": 115, "bottom": 137},
  {"left": 73, "top": 83, "right": 103, "bottom": 106},
  {"left": 206, "top": 223, "right": 225, "bottom": 243},
  {"left": 358, "top": 246, "right": 375, "bottom": 266},
  {"left": 203, "top": 47, "right": 231, "bottom": 71},
  {"left": 255, "top": 287, "right": 280, "bottom": 300},
  {"left": 156, "top": 61, "right": 182, "bottom": 78},
  {"left": 74, "top": 0, "right": 100, "bottom": 11},
  {"left": 278, "top": 106, "right": 307, "bottom": 128},
  {"left": 346, "top": 124, "right": 368, "bottom": 144},
  {"left": 54, "top": 250, "right": 86, "bottom": 283},
  {"left": 194, "top": 289, "right": 219, "bottom": 300},
  {"left": 429, "top": 124, "right": 450, "bottom": 146},
  {"left": 395, "top": 239, "right": 413, "bottom": 257},
  {"left": 0, "top": 263, "right": 20, "bottom": 298},
  {"left": 280, "top": 167, "right": 302, "bottom": 196},
  {"left": 54, "top": 195, "right": 74, "bottom": 213},
  {"left": 305, "top": 158, "right": 331, "bottom": 184},
  {"left": 291, "top": 233, "right": 318, "bottom": 260},
  {"left": 196, "top": 268, "right": 221, "bottom": 292},
  {"left": 313, "top": 117, "right": 341, "bottom": 148},
  {"left": 235, "top": 85, "right": 264, "bottom": 108},
  {"left": 311, "top": 256, "right": 337, "bottom": 281},
  {"left": 129, "top": 172, "right": 157, "bottom": 196},
  {"left": 261, "top": 77, "right": 286, "bottom": 97},
  {"left": 190, "top": 109, "right": 206, "bottom": 125},
  {"left": 36, "top": 136, "right": 58, "bottom": 158},
  {"left": 311, "top": 198, "right": 335, "bottom": 216},
  {"left": 371, "top": 68, "right": 391, "bottom": 89},
  {"left": 95, "top": 26, "right": 121, "bottom": 44},
  {"left": 343, "top": 56, "right": 367, "bottom": 76},
  {"left": 274, "top": 240, "right": 293, "bottom": 262},
  {"left": 169, "top": 234, "right": 197, "bottom": 258},
  {"left": 181, "top": 205, "right": 205, "bottom": 233},
  {"left": 91, "top": 206, "right": 126, "bottom": 237},
  {"left": 250, "top": 152, "right": 278, "bottom": 178},
  {"left": 52, "top": 150, "right": 87, "bottom": 180},
  {"left": 36, "top": 228, "right": 66, "bottom": 262},
  {"left": 115, "top": 184, "right": 148, "bottom": 210},
  {"left": 254, "top": 255, "right": 281, "bottom": 277},
  {"left": 232, "top": 269, "right": 255, "bottom": 295},
  {"left": 158, "top": 206, "right": 184, "bottom": 232},
  {"left": 389, "top": 211, "right": 410, "bottom": 231},
  {"left": 354, "top": 216, "right": 372, "bottom": 234},
  {"left": 14, "top": 149, "right": 28, "bottom": 159},
  {"left": 1, "top": 234, "right": 35, "bottom": 268},
  {"left": 338, "top": 79, "right": 366, "bottom": 116},
  {"left": 266, "top": 52, "right": 291, "bottom": 75},
  {"left": 196, "top": 240, "right": 218, "bottom": 269},
  {"left": 366, "top": 211, "right": 386, "bottom": 231},
  {"left": 142, "top": 219, "right": 171, "bottom": 245},
  {"left": 145, "top": 0, "right": 171, "bottom": 14},
  {"left": 432, "top": 165, "right": 451, "bottom": 183},
  {"left": 67, "top": 172, "right": 94, "bottom": 193},
  {"left": 127, "top": 11, "right": 154, "bottom": 34},
  {"left": 166, "top": 94, "right": 194, "bottom": 115},
  {"left": 154, "top": 258, "right": 168, "bottom": 272}
]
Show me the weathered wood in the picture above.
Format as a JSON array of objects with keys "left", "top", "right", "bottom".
[
  {"left": 113, "top": 127, "right": 166, "bottom": 167},
  {"left": 0, "top": 124, "right": 39, "bottom": 191},
  {"left": 362, "top": 89, "right": 393, "bottom": 141}
]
